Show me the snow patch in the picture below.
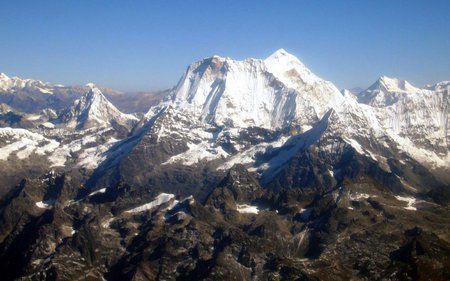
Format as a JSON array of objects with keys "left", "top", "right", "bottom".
[
  {"left": 125, "top": 193, "right": 175, "bottom": 213},
  {"left": 0, "top": 128, "right": 58, "bottom": 160},
  {"left": 41, "top": 122, "right": 55, "bottom": 129},
  {"left": 298, "top": 208, "right": 313, "bottom": 220},
  {"left": 349, "top": 192, "right": 370, "bottom": 201},
  {"left": 88, "top": 188, "right": 107, "bottom": 197},
  {"left": 35, "top": 200, "right": 55, "bottom": 209},
  {"left": 236, "top": 204, "right": 259, "bottom": 214},
  {"left": 394, "top": 195, "right": 417, "bottom": 211},
  {"left": 26, "top": 115, "right": 41, "bottom": 121},
  {"left": 163, "top": 141, "right": 229, "bottom": 166},
  {"left": 101, "top": 217, "right": 114, "bottom": 228}
]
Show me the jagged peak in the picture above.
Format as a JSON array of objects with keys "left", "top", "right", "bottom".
[
  {"left": 370, "top": 76, "right": 417, "bottom": 93},
  {"left": 358, "top": 76, "right": 436, "bottom": 106},
  {"left": 164, "top": 49, "right": 343, "bottom": 130},
  {"left": 0, "top": 72, "right": 55, "bottom": 93}
]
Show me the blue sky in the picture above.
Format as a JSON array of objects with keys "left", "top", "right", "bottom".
[{"left": 1, "top": 0, "right": 449, "bottom": 91}]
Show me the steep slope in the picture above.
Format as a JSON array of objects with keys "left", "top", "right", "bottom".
[
  {"left": 58, "top": 88, "right": 138, "bottom": 131},
  {"left": 356, "top": 76, "right": 449, "bottom": 177},
  {"left": 171, "top": 49, "right": 343, "bottom": 130},
  {"left": 87, "top": 50, "right": 449, "bottom": 199},
  {"left": 0, "top": 162, "right": 449, "bottom": 280},
  {"left": 88, "top": 50, "right": 349, "bottom": 196}
]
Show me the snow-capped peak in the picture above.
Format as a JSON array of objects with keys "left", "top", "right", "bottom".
[
  {"left": 371, "top": 76, "right": 417, "bottom": 93},
  {"left": 65, "top": 88, "right": 138, "bottom": 129},
  {"left": 85, "top": 82, "right": 97, "bottom": 88},
  {"left": 166, "top": 49, "right": 343, "bottom": 130},
  {"left": 0, "top": 72, "right": 55, "bottom": 94},
  {"left": 264, "top": 48, "right": 321, "bottom": 88},
  {"left": 357, "top": 76, "right": 431, "bottom": 106},
  {"left": 0, "top": 72, "right": 15, "bottom": 92},
  {"left": 265, "top": 48, "right": 295, "bottom": 61}
]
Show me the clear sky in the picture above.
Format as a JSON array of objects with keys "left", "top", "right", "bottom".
[{"left": 1, "top": 0, "right": 449, "bottom": 91}]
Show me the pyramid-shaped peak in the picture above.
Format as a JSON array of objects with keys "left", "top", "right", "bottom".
[
  {"left": 265, "top": 48, "right": 301, "bottom": 62},
  {"left": 65, "top": 87, "right": 138, "bottom": 130}
]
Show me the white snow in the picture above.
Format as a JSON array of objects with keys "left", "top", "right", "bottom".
[
  {"left": 41, "top": 122, "right": 55, "bottom": 129},
  {"left": 349, "top": 192, "right": 371, "bottom": 201},
  {"left": 298, "top": 208, "right": 313, "bottom": 219},
  {"left": 164, "top": 141, "right": 229, "bottom": 166},
  {"left": 218, "top": 135, "right": 290, "bottom": 171},
  {"left": 125, "top": 193, "right": 175, "bottom": 213},
  {"left": 264, "top": 48, "right": 321, "bottom": 88},
  {"left": 355, "top": 76, "right": 450, "bottom": 169},
  {"left": 35, "top": 200, "right": 54, "bottom": 209},
  {"left": 138, "top": 50, "right": 450, "bottom": 177},
  {"left": 1, "top": 51, "right": 449, "bottom": 209},
  {"left": 67, "top": 88, "right": 138, "bottom": 130},
  {"left": 294, "top": 227, "right": 309, "bottom": 249},
  {"left": 343, "top": 138, "right": 365, "bottom": 155},
  {"left": 394, "top": 195, "right": 417, "bottom": 211},
  {"left": 236, "top": 204, "right": 259, "bottom": 214},
  {"left": 48, "top": 131, "right": 118, "bottom": 169},
  {"left": 76, "top": 137, "right": 119, "bottom": 169},
  {"left": 26, "top": 115, "right": 41, "bottom": 121},
  {"left": 0, "top": 72, "right": 54, "bottom": 93},
  {"left": 88, "top": 188, "right": 107, "bottom": 197},
  {"left": 101, "top": 217, "right": 114, "bottom": 228},
  {"left": 0, "top": 128, "right": 59, "bottom": 160},
  {"left": 169, "top": 49, "right": 343, "bottom": 131}
]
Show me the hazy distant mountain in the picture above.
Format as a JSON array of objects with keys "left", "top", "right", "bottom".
[
  {"left": 0, "top": 73, "right": 168, "bottom": 114},
  {"left": 103, "top": 90, "right": 170, "bottom": 114}
]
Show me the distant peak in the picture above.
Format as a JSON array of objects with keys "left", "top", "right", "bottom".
[
  {"left": 378, "top": 75, "right": 400, "bottom": 83},
  {"left": 372, "top": 76, "right": 416, "bottom": 92},
  {"left": 85, "top": 82, "right": 97, "bottom": 88}
]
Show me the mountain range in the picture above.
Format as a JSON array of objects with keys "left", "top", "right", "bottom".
[{"left": 0, "top": 49, "right": 449, "bottom": 280}]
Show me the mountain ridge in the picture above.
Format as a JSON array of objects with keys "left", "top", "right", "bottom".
[{"left": 0, "top": 50, "right": 449, "bottom": 280}]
